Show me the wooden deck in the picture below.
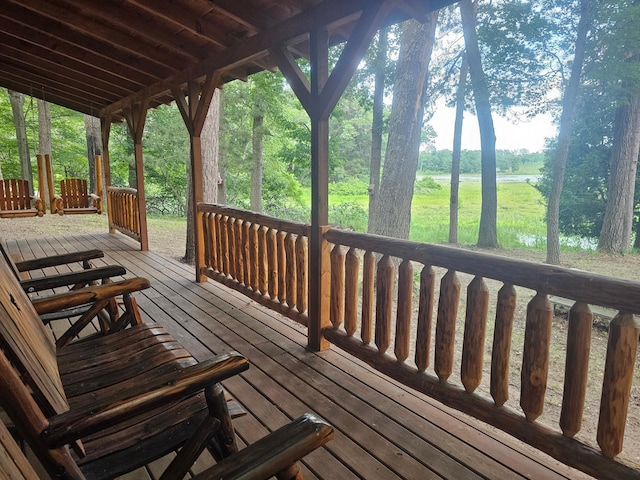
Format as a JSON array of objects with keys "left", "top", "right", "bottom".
[{"left": 4, "top": 232, "right": 595, "bottom": 480}]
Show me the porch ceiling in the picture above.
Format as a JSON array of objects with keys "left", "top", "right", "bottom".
[{"left": 0, "top": 0, "right": 455, "bottom": 121}]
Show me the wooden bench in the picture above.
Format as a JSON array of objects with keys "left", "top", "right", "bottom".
[
  {"left": 54, "top": 178, "right": 102, "bottom": 215},
  {"left": 0, "top": 178, "right": 45, "bottom": 218},
  {"left": 0, "top": 250, "right": 333, "bottom": 479}
]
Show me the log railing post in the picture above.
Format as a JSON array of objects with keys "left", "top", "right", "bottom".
[{"left": 434, "top": 270, "right": 461, "bottom": 381}]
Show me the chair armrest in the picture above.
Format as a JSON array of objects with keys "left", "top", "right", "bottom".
[
  {"left": 89, "top": 193, "right": 103, "bottom": 213},
  {"left": 14, "top": 249, "right": 104, "bottom": 272},
  {"left": 20, "top": 265, "right": 126, "bottom": 293},
  {"left": 42, "top": 352, "right": 250, "bottom": 447},
  {"left": 191, "top": 414, "right": 334, "bottom": 480},
  {"left": 31, "top": 277, "right": 150, "bottom": 315}
]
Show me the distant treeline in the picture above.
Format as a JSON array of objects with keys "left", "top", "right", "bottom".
[{"left": 418, "top": 149, "right": 544, "bottom": 174}]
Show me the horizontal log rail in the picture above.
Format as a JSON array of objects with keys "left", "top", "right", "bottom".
[
  {"left": 197, "top": 203, "right": 310, "bottom": 326},
  {"left": 323, "top": 228, "right": 640, "bottom": 480},
  {"left": 107, "top": 187, "right": 142, "bottom": 244}
]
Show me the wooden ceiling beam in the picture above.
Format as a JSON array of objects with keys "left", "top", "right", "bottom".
[
  {"left": 7, "top": 0, "right": 188, "bottom": 71},
  {"left": 0, "top": 41, "right": 132, "bottom": 98},
  {"left": 0, "top": 74, "right": 104, "bottom": 116},
  {"left": 61, "top": 0, "right": 207, "bottom": 63},
  {"left": 127, "top": 0, "right": 230, "bottom": 51},
  {"left": 0, "top": 17, "right": 158, "bottom": 90},
  {"left": 0, "top": 61, "right": 120, "bottom": 105},
  {"left": 208, "top": 0, "right": 274, "bottom": 33},
  {"left": 101, "top": 0, "right": 378, "bottom": 117},
  {"left": 0, "top": 9, "right": 166, "bottom": 83}
]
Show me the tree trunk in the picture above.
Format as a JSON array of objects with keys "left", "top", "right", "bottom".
[
  {"left": 84, "top": 114, "right": 102, "bottom": 193},
  {"left": 598, "top": 92, "right": 640, "bottom": 252},
  {"left": 459, "top": 0, "right": 498, "bottom": 248},
  {"left": 8, "top": 89, "right": 34, "bottom": 195},
  {"left": 185, "top": 89, "right": 221, "bottom": 263},
  {"left": 38, "top": 99, "right": 52, "bottom": 202},
  {"left": 368, "top": 28, "right": 387, "bottom": 233},
  {"left": 369, "top": 16, "right": 438, "bottom": 240},
  {"left": 449, "top": 52, "right": 468, "bottom": 244},
  {"left": 546, "top": 0, "right": 590, "bottom": 264},
  {"left": 250, "top": 114, "right": 264, "bottom": 212}
]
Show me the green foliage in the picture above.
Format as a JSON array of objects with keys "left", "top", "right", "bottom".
[
  {"left": 329, "top": 178, "right": 369, "bottom": 196},
  {"left": 418, "top": 149, "right": 543, "bottom": 174},
  {"left": 329, "top": 202, "right": 368, "bottom": 232},
  {"left": 414, "top": 176, "right": 441, "bottom": 194}
]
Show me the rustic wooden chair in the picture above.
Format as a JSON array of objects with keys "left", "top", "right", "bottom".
[
  {"left": 0, "top": 253, "right": 333, "bottom": 479},
  {"left": 54, "top": 177, "right": 102, "bottom": 215},
  {"left": 0, "top": 239, "right": 126, "bottom": 336},
  {"left": 0, "top": 178, "right": 45, "bottom": 217}
]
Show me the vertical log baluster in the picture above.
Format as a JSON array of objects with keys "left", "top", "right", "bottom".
[
  {"left": 219, "top": 215, "right": 229, "bottom": 277},
  {"left": 202, "top": 213, "right": 212, "bottom": 268},
  {"left": 295, "top": 234, "right": 308, "bottom": 314},
  {"left": 234, "top": 218, "right": 244, "bottom": 284},
  {"left": 361, "top": 250, "right": 375, "bottom": 345},
  {"left": 277, "top": 231, "right": 286, "bottom": 304},
  {"left": 394, "top": 259, "right": 413, "bottom": 363},
  {"left": 248, "top": 223, "right": 259, "bottom": 291},
  {"left": 285, "top": 233, "right": 296, "bottom": 309},
  {"left": 208, "top": 213, "right": 219, "bottom": 271},
  {"left": 461, "top": 276, "right": 490, "bottom": 393},
  {"left": 257, "top": 226, "right": 268, "bottom": 295},
  {"left": 490, "top": 284, "right": 516, "bottom": 406},
  {"left": 560, "top": 302, "right": 592, "bottom": 437},
  {"left": 214, "top": 213, "right": 223, "bottom": 273},
  {"left": 597, "top": 312, "right": 639, "bottom": 458},
  {"left": 520, "top": 292, "right": 553, "bottom": 422},
  {"left": 375, "top": 255, "right": 394, "bottom": 354},
  {"left": 415, "top": 265, "right": 435, "bottom": 372},
  {"left": 330, "top": 244, "right": 345, "bottom": 329},
  {"left": 344, "top": 247, "right": 360, "bottom": 336},
  {"left": 226, "top": 215, "right": 236, "bottom": 279},
  {"left": 241, "top": 220, "right": 250, "bottom": 286},
  {"left": 266, "top": 227, "right": 278, "bottom": 299},
  {"left": 434, "top": 270, "right": 461, "bottom": 381}
]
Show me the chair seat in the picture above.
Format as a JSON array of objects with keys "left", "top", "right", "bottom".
[{"left": 57, "top": 323, "right": 245, "bottom": 480}]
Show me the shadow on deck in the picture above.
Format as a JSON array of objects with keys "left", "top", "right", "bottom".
[{"left": 5, "top": 232, "right": 594, "bottom": 480}]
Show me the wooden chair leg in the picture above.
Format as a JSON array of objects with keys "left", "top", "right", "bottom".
[
  {"left": 205, "top": 383, "right": 238, "bottom": 460},
  {"left": 276, "top": 463, "right": 303, "bottom": 480}
]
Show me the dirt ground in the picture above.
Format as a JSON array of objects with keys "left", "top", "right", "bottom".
[{"left": 3, "top": 214, "right": 640, "bottom": 465}]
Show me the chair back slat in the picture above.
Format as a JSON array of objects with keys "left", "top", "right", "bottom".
[
  {"left": 0, "top": 253, "right": 69, "bottom": 416},
  {"left": 60, "top": 178, "right": 90, "bottom": 209},
  {"left": 0, "top": 179, "right": 32, "bottom": 211},
  {"left": 0, "top": 417, "right": 41, "bottom": 479}
]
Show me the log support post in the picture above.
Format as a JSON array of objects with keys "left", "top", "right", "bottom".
[
  {"left": 271, "top": 2, "right": 388, "bottom": 351},
  {"left": 123, "top": 103, "right": 150, "bottom": 251},
  {"left": 173, "top": 73, "right": 221, "bottom": 282}
]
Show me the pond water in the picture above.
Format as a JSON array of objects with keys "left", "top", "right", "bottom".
[
  {"left": 426, "top": 174, "right": 541, "bottom": 183},
  {"left": 517, "top": 233, "right": 598, "bottom": 250}
]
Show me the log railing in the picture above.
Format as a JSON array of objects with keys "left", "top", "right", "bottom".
[
  {"left": 197, "top": 203, "right": 310, "bottom": 326},
  {"left": 107, "top": 187, "right": 142, "bottom": 243},
  {"left": 322, "top": 228, "right": 640, "bottom": 480}
]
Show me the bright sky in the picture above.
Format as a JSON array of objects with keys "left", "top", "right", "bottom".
[{"left": 427, "top": 102, "right": 557, "bottom": 153}]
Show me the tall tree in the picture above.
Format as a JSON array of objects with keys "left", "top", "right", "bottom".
[
  {"left": 250, "top": 112, "right": 264, "bottom": 212},
  {"left": 8, "top": 89, "right": 33, "bottom": 194},
  {"left": 84, "top": 114, "right": 102, "bottom": 193},
  {"left": 369, "top": 16, "right": 439, "bottom": 239},
  {"left": 367, "top": 28, "right": 388, "bottom": 232},
  {"left": 185, "top": 89, "right": 221, "bottom": 262},
  {"left": 449, "top": 52, "right": 468, "bottom": 244},
  {"left": 38, "top": 99, "right": 52, "bottom": 202},
  {"left": 546, "top": 0, "right": 590, "bottom": 264},
  {"left": 598, "top": 0, "right": 640, "bottom": 253},
  {"left": 459, "top": 0, "right": 497, "bottom": 248}
]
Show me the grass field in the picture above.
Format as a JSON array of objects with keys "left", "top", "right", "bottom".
[{"left": 329, "top": 179, "right": 548, "bottom": 249}]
